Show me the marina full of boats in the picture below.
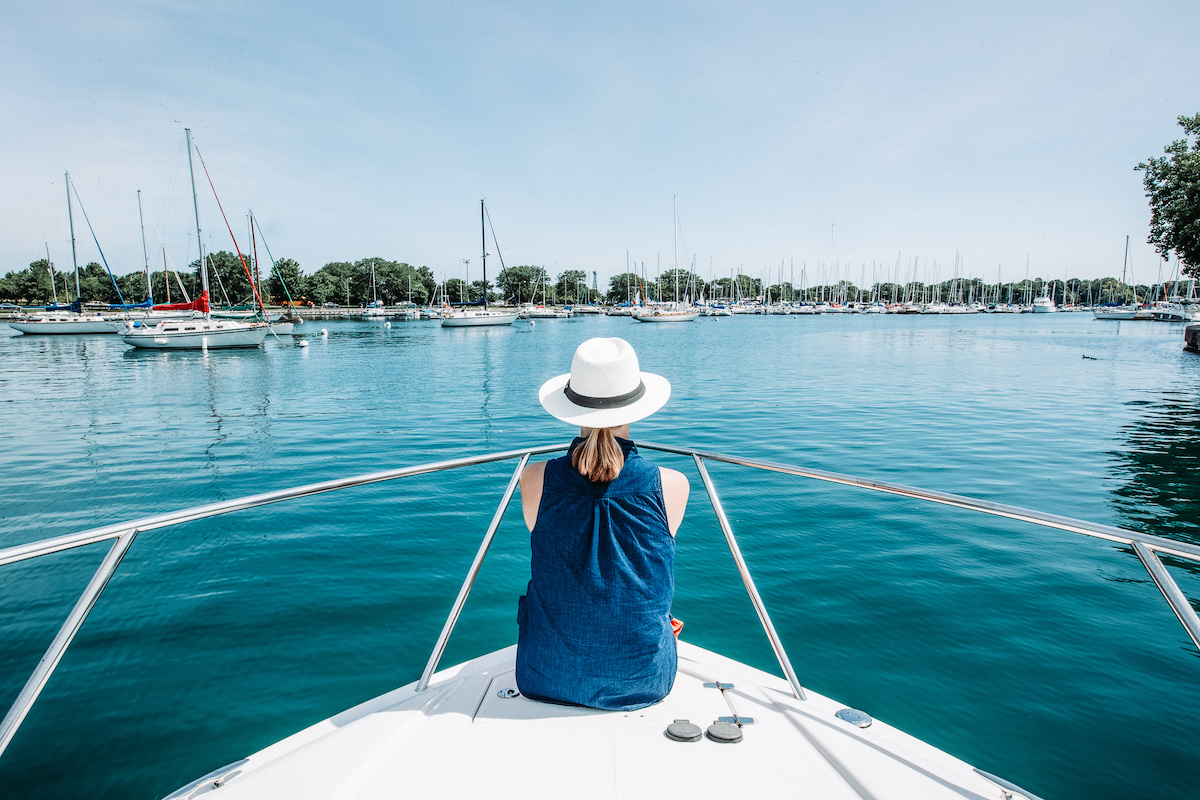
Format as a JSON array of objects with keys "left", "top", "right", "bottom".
[
  {"left": 5, "top": 299, "right": 1200, "bottom": 799},
  {"left": 10, "top": 294, "right": 1200, "bottom": 334}
]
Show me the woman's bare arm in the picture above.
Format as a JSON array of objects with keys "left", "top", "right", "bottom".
[
  {"left": 520, "top": 461, "right": 546, "bottom": 532},
  {"left": 660, "top": 467, "right": 690, "bottom": 536}
]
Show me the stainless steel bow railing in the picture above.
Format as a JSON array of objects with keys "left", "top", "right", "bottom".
[{"left": 2, "top": 441, "right": 1199, "bottom": 761}]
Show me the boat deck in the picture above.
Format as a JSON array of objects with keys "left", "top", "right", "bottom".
[{"left": 169, "top": 642, "right": 1011, "bottom": 800}]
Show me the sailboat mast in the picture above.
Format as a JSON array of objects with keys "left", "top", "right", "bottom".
[
  {"left": 185, "top": 128, "right": 209, "bottom": 310},
  {"left": 46, "top": 243, "right": 58, "bottom": 306},
  {"left": 65, "top": 171, "right": 80, "bottom": 300},
  {"left": 673, "top": 195, "right": 678, "bottom": 304},
  {"left": 138, "top": 189, "right": 152, "bottom": 301},
  {"left": 1121, "top": 234, "right": 1130, "bottom": 303},
  {"left": 480, "top": 199, "right": 488, "bottom": 309},
  {"left": 251, "top": 211, "right": 263, "bottom": 314}
]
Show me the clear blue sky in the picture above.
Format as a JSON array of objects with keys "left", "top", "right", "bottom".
[{"left": 3, "top": 1, "right": 1197, "bottom": 290}]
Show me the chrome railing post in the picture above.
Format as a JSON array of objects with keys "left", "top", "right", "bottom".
[
  {"left": 0, "top": 528, "right": 139, "bottom": 759},
  {"left": 417, "top": 453, "right": 531, "bottom": 691},
  {"left": 692, "top": 454, "right": 806, "bottom": 701},
  {"left": 1132, "top": 541, "right": 1200, "bottom": 650}
]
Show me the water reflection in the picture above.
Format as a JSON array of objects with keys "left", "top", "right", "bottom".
[{"left": 1112, "top": 390, "right": 1200, "bottom": 544}]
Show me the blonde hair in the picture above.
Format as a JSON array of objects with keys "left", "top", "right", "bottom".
[{"left": 572, "top": 427, "right": 625, "bottom": 483}]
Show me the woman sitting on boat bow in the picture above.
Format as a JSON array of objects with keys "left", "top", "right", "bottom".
[{"left": 517, "top": 337, "right": 690, "bottom": 711}]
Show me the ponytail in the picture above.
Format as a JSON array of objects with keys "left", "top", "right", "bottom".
[{"left": 572, "top": 427, "right": 625, "bottom": 483}]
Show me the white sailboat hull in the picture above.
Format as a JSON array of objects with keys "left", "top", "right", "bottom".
[
  {"left": 440, "top": 311, "right": 518, "bottom": 327},
  {"left": 633, "top": 311, "right": 699, "bottom": 322},
  {"left": 7, "top": 317, "right": 121, "bottom": 335},
  {"left": 121, "top": 320, "right": 270, "bottom": 349},
  {"left": 1093, "top": 307, "right": 1143, "bottom": 320}
]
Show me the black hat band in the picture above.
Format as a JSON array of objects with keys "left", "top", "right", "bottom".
[{"left": 564, "top": 380, "right": 646, "bottom": 409}]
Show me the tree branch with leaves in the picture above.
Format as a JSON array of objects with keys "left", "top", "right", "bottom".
[{"left": 1137, "top": 113, "right": 1200, "bottom": 276}]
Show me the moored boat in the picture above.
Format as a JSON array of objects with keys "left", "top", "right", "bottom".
[
  {"left": 6, "top": 310, "right": 121, "bottom": 335},
  {"left": 632, "top": 307, "right": 699, "bottom": 322},
  {"left": 122, "top": 317, "right": 270, "bottom": 348},
  {"left": 1031, "top": 293, "right": 1056, "bottom": 313},
  {"left": 121, "top": 130, "right": 270, "bottom": 350},
  {"left": 441, "top": 202, "right": 518, "bottom": 328},
  {"left": 8, "top": 175, "right": 126, "bottom": 335},
  {"left": 441, "top": 309, "right": 519, "bottom": 327}
]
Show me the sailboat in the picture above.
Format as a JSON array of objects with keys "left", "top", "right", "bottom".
[
  {"left": 523, "top": 271, "right": 570, "bottom": 319},
  {"left": 7, "top": 173, "right": 123, "bottom": 335},
  {"left": 634, "top": 197, "right": 698, "bottom": 323},
  {"left": 441, "top": 201, "right": 518, "bottom": 328},
  {"left": 1094, "top": 237, "right": 1150, "bottom": 320},
  {"left": 363, "top": 261, "right": 386, "bottom": 318},
  {"left": 121, "top": 129, "right": 269, "bottom": 350}
]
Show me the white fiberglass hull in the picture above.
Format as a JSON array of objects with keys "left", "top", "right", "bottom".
[
  {"left": 121, "top": 320, "right": 270, "bottom": 349},
  {"left": 440, "top": 311, "right": 518, "bottom": 327},
  {"left": 7, "top": 317, "right": 120, "bottom": 334},
  {"left": 165, "top": 641, "right": 1033, "bottom": 800},
  {"left": 1093, "top": 308, "right": 1143, "bottom": 320},
  {"left": 633, "top": 311, "right": 699, "bottom": 322}
]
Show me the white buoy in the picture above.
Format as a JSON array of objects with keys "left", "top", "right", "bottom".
[
  {"left": 530, "top": 320, "right": 535, "bottom": 328},
  {"left": 385, "top": 321, "right": 391, "bottom": 328},
  {"left": 299, "top": 340, "right": 309, "bottom": 348},
  {"left": 320, "top": 328, "right": 328, "bottom": 337}
]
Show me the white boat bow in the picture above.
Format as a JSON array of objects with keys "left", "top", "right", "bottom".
[{"left": 163, "top": 641, "right": 1029, "bottom": 800}]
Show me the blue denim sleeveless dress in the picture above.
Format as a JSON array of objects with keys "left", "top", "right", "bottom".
[{"left": 516, "top": 437, "right": 677, "bottom": 711}]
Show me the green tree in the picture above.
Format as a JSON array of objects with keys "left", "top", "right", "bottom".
[
  {"left": 267, "top": 258, "right": 305, "bottom": 303},
  {"left": 376, "top": 261, "right": 432, "bottom": 305},
  {"left": 193, "top": 251, "right": 255, "bottom": 306},
  {"left": 310, "top": 262, "right": 354, "bottom": 305},
  {"left": 116, "top": 271, "right": 151, "bottom": 304},
  {"left": 307, "top": 271, "right": 343, "bottom": 304},
  {"left": 445, "top": 278, "right": 471, "bottom": 303},
  {"left": 79, "top": 262, "right": 117, "bottom": 303},
  {"left": 496, "top": 265, "right": 549, "bottom": 304},
  {"left": 1, "top": 261, "right": 54, "bottom": 303},
  {"left": 1137, "top": 113, "right": 1200, "bottom": 275},
  {"left": 607, "top": 272, "right": 645, "bottom": 304},
  {"left": 657, "top": 269, "right": 701, "bottom": 302},
  {"left": 554, "top": 270, "right": 587, "bottom": 304},
  {"left": 469, "top": 279, "right": 501, "bottom": 304},
  {"left": 147, "top": 269, "right": 197, "bottom": 303}
]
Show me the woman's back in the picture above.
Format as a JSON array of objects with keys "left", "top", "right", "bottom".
[{"left": 515, "top": 437, "right": 677, "bottom": 711}]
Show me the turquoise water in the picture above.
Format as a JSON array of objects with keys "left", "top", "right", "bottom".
[{"left": 1, "top": 313, "right": 1199, "bottom": 799}]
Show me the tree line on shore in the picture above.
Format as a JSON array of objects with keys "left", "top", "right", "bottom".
[{"left": 1, "top": 251, "right": 1181, "bottom": 308}]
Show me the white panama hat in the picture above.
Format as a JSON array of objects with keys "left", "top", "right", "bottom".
[{"left": 539, "top": 337, "right": 671, "bottom": 428}]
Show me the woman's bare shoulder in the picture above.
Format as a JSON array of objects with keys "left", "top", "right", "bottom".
[
  {"left": 521, "top": 460, "right": 547, "bottom": 478},
  {"left": 658, "top": 467, "right": 690, "bottom": 497}
]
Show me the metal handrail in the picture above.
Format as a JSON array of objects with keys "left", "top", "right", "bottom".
[{"left": 2, "top": 441, "right": 1199, "bottom": 763}]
